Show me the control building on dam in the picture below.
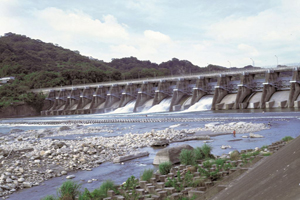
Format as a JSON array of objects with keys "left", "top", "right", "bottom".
[{"left": 35, "top": 67, "right": 300, "bottom": 116}]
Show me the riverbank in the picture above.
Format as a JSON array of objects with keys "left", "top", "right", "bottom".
[{"left": 0, "top": 121, "right": 269, "bottom": 199}]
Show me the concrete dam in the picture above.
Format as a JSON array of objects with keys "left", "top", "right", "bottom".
[{"left": 37, "top": 67, "right": 300, "bottom": 116}]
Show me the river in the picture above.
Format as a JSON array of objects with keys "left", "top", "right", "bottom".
[{"left": 0, "top": 107, "right": 300, "bottom": 199}]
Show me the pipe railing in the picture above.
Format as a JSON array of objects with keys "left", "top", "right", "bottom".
[{"left": 31, "top": 65, "right": 299, "bottom": 93}]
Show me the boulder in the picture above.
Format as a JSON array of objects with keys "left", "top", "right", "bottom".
[
  {"left": 52, "top": 141, "right": 67, "bottom": 149},
  {"left": 9, "top": 129, "right": 23, "bottom": 134},
  {"left": 173, "top": 135, "right": 210, "bottom": 142},
  {"left": 229, "top": 150, "right": 240, "bottom": 160},
  {"left": 59, "top": 126, "right": 71, "bottom": 131},
  {"left": 66, "top": 175, "right": 76, "bottom": 179},
  {"left": 249, "top": 133, "right": 264, "bottom": 138},
  {"left": 23, "top": 182, "right": 32, "bottom": 188},
  {"left": 205, "top": 122, "right": 221, "bottom": 128},
  {"left": 153, "top": 144, "right": 194, "bottom": 165},
  {"left": 35, "top": 133, "right": 45, "bottom": 138},
  {"left": 113, "top": 151, "right": 149, "bottom": 163},
  {"left": 95, "top": 159, "right": 105, "bottom": 164},
  {"left": 221, "top": 145, "right": 231, "bottom": 149},
  {"left": 151, "top": 139, "right": 169, "bottom": 147},
  {"left": 61, "top": 171, "right": 68, "bottom": 175}
]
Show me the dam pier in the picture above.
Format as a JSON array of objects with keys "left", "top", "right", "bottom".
[{"left": 36, "top": 67, "right": 300, "bottom": 116}]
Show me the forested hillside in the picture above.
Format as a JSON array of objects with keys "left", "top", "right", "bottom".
[{"left": 0, "top": 33, "right": 232, "bottom": 89}]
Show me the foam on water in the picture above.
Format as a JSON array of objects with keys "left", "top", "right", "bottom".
[{"left": 185, "top": 95, "right": 213, "bottom": 112}]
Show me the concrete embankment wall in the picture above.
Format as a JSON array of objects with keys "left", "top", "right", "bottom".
[{"left": 0, "top": 103, "right": 39, "bottom": 118}]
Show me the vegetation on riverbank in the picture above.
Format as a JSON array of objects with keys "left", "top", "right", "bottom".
[
  {"left": 0, "top": 82, "right": 45, "bottom": 111},
  {"left": 40, "top": 141, "right": 278, "bottom": 200}
]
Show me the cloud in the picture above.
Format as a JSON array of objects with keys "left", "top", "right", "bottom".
[
  {"left": 110, "top": 44, "right": 138, "bottom": 58},
  {"left": 238, "top": 44, "right": 259, "bottom": 57},
  {"left": 0, "top": 0, "right": 300, "bottom": 68},
  {"left": 207, "top": 0, "right": 300, "bottom": 44},
  {"left": 201, "top": 0, "right": 300, "bottom": 67},
  {"left": 34, "top": 7, "right": 128, "bottom": 42},
  {"left": 144, "top": 30, "right": 171, "bottom": 44},
  {"left": 107, "top": 30, "right": 175, "bottom": 62}
]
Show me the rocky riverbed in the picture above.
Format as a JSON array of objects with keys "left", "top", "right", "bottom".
[{"left": 0, "top": 121, "right": 269, "bottom": 199}]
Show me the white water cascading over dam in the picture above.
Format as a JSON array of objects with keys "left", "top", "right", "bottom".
[
  {"left": 113, "top": 100, "right": 136, "bottom": 113},
  {"left": 143, "top": 97, "right": 172, "bottom": 113},
  {"left": 185, "top": 95, "right": 213, "bottom": 112},
  {"left": 247, "top": 92, "right": 263, "bottom": 109},
  {"left": 36, "top": 66, "right": 300, "bottom": 116}
]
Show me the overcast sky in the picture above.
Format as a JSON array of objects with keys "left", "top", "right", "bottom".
[{"left": 1, "top": 0, "right": 299, "bottom": 68}]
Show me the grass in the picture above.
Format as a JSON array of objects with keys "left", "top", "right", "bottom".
[
  {"left": 282, "top": 136, "right": 293, "bottom": 142},
  {"left": 180, "top": 149, "right": 196, "bottom": 165},
  {"left": 57, "top": 180, "right": 81, "bottom": 200},
  {"left": 141, "top": 169, "right": 154, "bottom": 182},
  {"left": 159, "top": 161, "right": 172, "bottom": 175}
]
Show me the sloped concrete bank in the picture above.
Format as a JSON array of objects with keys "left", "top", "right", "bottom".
[{"left": 211, "top": 137, "right": 300, "bottom": 200}]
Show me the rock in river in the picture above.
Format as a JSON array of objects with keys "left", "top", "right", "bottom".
[
  {"left": 113, "top": 151, "right": 149, "bottom": 163},
  {"left": 151, "top": 139, "right": 169, "bottom": 147},
  {"left": 153, "top": 144, "right": 193, "bottom": 165}
]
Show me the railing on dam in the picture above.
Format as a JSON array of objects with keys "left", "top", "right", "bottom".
[
  {"left": 37, "top": 65, "right": 300, "bottom": 116},
  {"left": 32, "top": 66, "right": 298, "bottom": 94}
]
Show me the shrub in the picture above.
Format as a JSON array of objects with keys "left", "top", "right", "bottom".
[
  {"left": 78, "top": 188, "right": 92, "bottom": 200},
  {"left": 201, "top": 144, "right": 212, "bottom": 158},
  {"left": 214, "top": 159, "right": 225, "bottom": 169},
  {"left": 91, "top": 180, "right": 116, "bottom": 199},
  {"left": 159, "top": 161, "right": 172, "bottom": 175},
  {"left": 251, "top": 151, "right": 260, "bottom": 157},
  {"left": 261, "top": 145, "right": 268, "bottom": 151},
  {"left": 209, "top": 170, "right": 221, "bottom": 181},
  {"left": 121, "top": 176, "right": 138, "bottom": 190},
  {"left": 165, "top": 171, "right": 184, "bottom": 192},
  {"left": 179, "top": 149, "right": 195, "bottom": 165},
  {"left": 121, "top": 176, "right": 139, "bottom": 199},
  {"left": 192, "top": 178, "right": 205, "bottom": 187},
  {"left": 198, "top": 167, "right": 209, "bottom": 177},
  {"left": 223, "top": 163, "right": 233, "bottom": 171},
  {"left": 202, "top": 160, "right": 212, "bottom": 168},
  {"left": 194, "top": 147, "right": 205, "bottom": 160},
  {"left": 262, "top": 152, "right": 272, "bottom": 156},
  {"left": 41, "top": 195, "right": 57, "bottom": 200},
  {"left": 282, "top": 136, "right": 293, "bottom": 142},
  {"left": 183, "top": 171, "right": 193, "bottom": 187},
  {"left": 141, "top": 169, "right": 154, "bottom": 182},
  {"left": 57, "top": 180, "right": 81, "bottom": 200}
]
